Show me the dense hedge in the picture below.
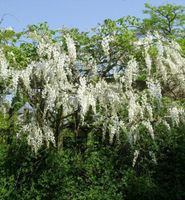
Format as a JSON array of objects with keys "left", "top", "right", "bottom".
[{"left": 0, "top": 124, "right": 185, "bottom": 200}]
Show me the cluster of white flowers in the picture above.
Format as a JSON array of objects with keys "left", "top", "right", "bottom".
[
  {"left": 169, "top": 106, "right": 185, "bottom": 126},
  {"left": 37, "top": 39, "right": 54, "bottom": 59},
  {"left": 108, "top": 115, "right": 120, "bottom": 144},
  {"left": 141, "top": 32, "right": 185, "bottom": 97},
  {"left": 141, "top": 94, "right": 153, "bottom": 121},
  {"left": 156, "top": 35, "right": 164, "bottom": 57},
  {"left": 24, "top": 122, "right": 55, "bottom": 152},
  {"left": 127, "top": 91, "right": 138, "bottom": 123},
  {"left": 147, "top": 79, "right": 162, "bottom": 100},
  {"left": 11, "top": 72, "right": 20, "bottom": 92},
  {"left": 23, "top": 122, "right": 44, "bottom": 152},
  {"left": 20, "top": 65, "right": 33, "bottom": 91},
  {"left": 101, "top": 35, "right": 113, "bottom": 56},
  {"left": 162, "top": 120, "right": 171, "bottom": 131},
  {"left": 132, "top": 150, "right": 139, "bottom": 167},
  {"left": 124, "top": 58, "right": 138, "bottom": 89},
  {"left": 0, "top": 49, "right": 9, "bottom": 79},
  {"left": 77, "top": 77, "right": 96, "bottom": 117},
  {"left": 43, "top": 125, "right": 55, "bottom": 147},
  {"left": 65, "top": 34, "right": 77, "bottom": 63},
  {"left": 145, "top": 49, "right": 152, "bottom": 76},
  {"left": 142, "top": 120, "right": 155, "bottom": 139},
  {"left": 156, "top": 58, "right": 167, "bottom": 83}
]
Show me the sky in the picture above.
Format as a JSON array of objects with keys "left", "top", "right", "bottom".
[{"left": 0, "top": 0, "right": 185, "bottom": 32}]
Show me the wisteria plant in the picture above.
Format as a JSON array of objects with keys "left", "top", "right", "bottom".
[{"left": 0, "top": 23, "right": 185, "bottom": 168}]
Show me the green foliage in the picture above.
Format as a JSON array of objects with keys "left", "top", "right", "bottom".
[
  {"left": 0, "top": 124, "right": 184, "bottom": 199},
  {"left": 0, "top": 113, "right": 9, "bottom": 129},
  {"left": 177, "top": 38, "right": 185, "bottom": 54},
  {"left": 142, "top": 3, "right": 185, "bottom": 36}
]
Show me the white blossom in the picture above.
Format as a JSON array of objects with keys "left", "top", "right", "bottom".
[
  {"left": 145, "top": 50, "right": 152, "bottom": 75},
  {"left": 23, "top": 123, "right": 43, "bottom": 153},
  {"left": 132, "top": 150, "right": 139, "bottom": 167},
  {"left": 124, "top": 58, "right": 138, "bottom": 89},
  {"left": 169, "top": 107, "right": 185, "bottom": 126},
  {"left": 162, "top": 120, "right": 171, "bottom": 131},
  {"left": 142, "top": 121, "right": 155, "bottom": 139},
  {"left": 127, "top": 91, "right": 138, "bottom": 123},
  {"left": 65, "top": 35, "right": 76, "bottom": 62},
  {"left": 101, "top": 35, "right": 113, "bottom": 56},
  {"left": 43, "top": 125, "right": 55, "bottom": 147},
  {"left": 147, "top": 79, "right": 162, "bottom": 100},
  {"left": 0, "top": 49, "right": 9, "bottom": 79}
]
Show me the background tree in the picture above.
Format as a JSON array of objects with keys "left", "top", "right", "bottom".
[{"left": 142, "top": 3, "right": 185, "bottom": 37}]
